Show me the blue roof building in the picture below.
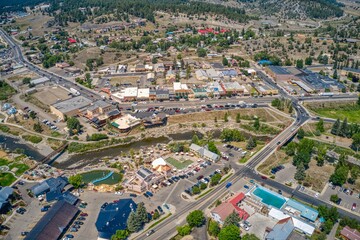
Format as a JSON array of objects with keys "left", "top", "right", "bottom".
[
  {"left": 30, "top": 176, "right": 68, "bottom": 197},
  {"left": 0, "top": 187, "right": 14, "bottom": 213},
  {"left": 95, "top": 198, "right": 137, "bottom": 239},
  {"left": 258, "top": 60, "right": 273, "bottom": 66},
  {"left": 283, "top": 199, "right": 318, "bottom": 222}
]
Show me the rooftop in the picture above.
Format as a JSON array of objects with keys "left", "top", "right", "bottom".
[
  {"left": 268, "top": 66, "right": 291, "bottom": 75},
  {"left": 340, "top": 226, "right": 360, "bottom": 240},
  {"left": 51, "top": 96, "right": 92, "bottom": 113},
  {"left": 25, "top": 200, "right": 79, "bottom": 240},
  {"left": 284, "top": 199, "right": 318, "bottom": 222}
]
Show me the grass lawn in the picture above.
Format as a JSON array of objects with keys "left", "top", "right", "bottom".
[
  {"left": 0, "top": 172, "right": 17, "bottom": 186},
  {"left": 311, "top": 105, "right": 360, "bottom": 123},
  {"left": 9, "top": 163, "right": 30, "bottom": 176},
  {"left": 0, "top": 82, "right": 16, "bottom": 101},
  {"left": 22, "top": 135, "right": 43, "bottom": 144},
  {"left": 165, "top": 157, "right": 193, "bottom": 169},
  {"left": 0, "top": 158, "right": 10, "bottom": 166}
]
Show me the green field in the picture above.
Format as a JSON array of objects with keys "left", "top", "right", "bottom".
[
  {"left": 0, "top": 82, "right": 16, "bottom": 101},
  {"left": 0, "top": 172, "right": 17, "bottom": 186},
  {"left": 9, "top": 163, "right": 30, "bottom": 176},
  {"left": 0, "top": 158, "right": 10, "bottom": 166},
  {"left": 22, "top": 135, "right": 43, "bottom": 144},
  {"left": 312, "top": 105, "right": 360, "bottom": 124},
  {"left": 165, "top": 157, "right": 193, "bottom": 169}
]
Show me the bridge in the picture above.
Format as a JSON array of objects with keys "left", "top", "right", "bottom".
[{"left": 40, "top": 142, "right": 69, "bottom": 165}]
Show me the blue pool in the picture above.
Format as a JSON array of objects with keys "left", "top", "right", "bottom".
[{"left": 252, "top": 186, "right": 286, "bottom": 209}]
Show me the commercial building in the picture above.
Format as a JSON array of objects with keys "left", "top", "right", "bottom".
[
  {"left": 155, "top": 89, "right": 169, "bottom": 100},
  {"left": 95, "top": 199, "right": 137, "bottom": 240},
  {"left": 300, "top": 70, "right": 345, "bottom": 93},
  {"left": 25, "top": 200, "right": 79, "bottom": 240},
  {"left": 190, "top": 88, "right": 208, "bottom": 99},
  {"left": 30, "top": 176, "right": 68, "bottom": 198},
  {"left": 111, "top": 114, "right": 141, "bottom": 132},
  {"left": 195, "top": 70, "right": 208, "bottom": 81},
  {"left": 30, "top": 76, "right": 50, "bottom": 85},
  {"left": 283, "top": 199, "right": 318, "bottom": 222},
  {"left": 189, "top": 143, "right": 220, "bottom": 162},
  {"left": 341, "top": 67, "right": 360, "bottom": 78},
  {"left": 137, "top": 88, "right": 150, "bottom": 100},
  {"left": 254, "top": 82, "right": 279, "bottom": 95},
  {"left": 50, "top": 96, "right": 92, "bottom": 121},
  {"left": 173, "top": 82, "right": 191, "bottom": 98},
  {"left": 0, "top": 187, "right": 13, "bottom": 214},
  {"left": 266, "top": 217, "right": 295, "bottom": 240}
]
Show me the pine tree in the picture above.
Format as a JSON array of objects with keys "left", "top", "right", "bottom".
[
  {"left": 339, "top": 118, "right": 349, "bottom": 137},
  {"left": 236, "top": 113, "right": 241, "bottom": 123},
  {"left": 253, "top": 118, "right": 260, "bottom": 130},
  {"left": 224, "top": 112, "right": 229, "bottom": 122},
  {"left": 331, "top": 119, "right": 341, "bottom": 135},
  {"left": 294, "top": 162, "right": 306, "bottom": 181},
  {"left": 127, "top": 211, "right": 141, "bottom": 232},
  {"left": 246, "top": 137, "right": 256, "bottom": 150},
  {"left": 223, "top": 211, "right": 241, "bottom": 228},
  {"left": 135, "top": 202, "right": 149, "bottom": 224}
]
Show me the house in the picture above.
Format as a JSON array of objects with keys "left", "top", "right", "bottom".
[
  {"left": 55, "top": 62, "right": 70, "bottom": 69},
  {"left": 154, "top": 63, "right": 165, "bottom": 73},
  {"left": 211, "top": 192, "right": 249, "bottom": 225},
  {"left": 25, "top": 200, "right": 79, "bottom": 240},
  {"left": 189, "top": 143, "right": 220, "bottom": 162},
  {"left": 195, "top": 70, "right": 208, "bottom": 81},
  {"left": 135, "top": 65, "right": 146, "bottom": 72},
  {"left": 266, "top": 217, "right": 294, "bottom": 240},
  {"left": 166, "top": 70, "right": 176, "bottom": 81},
  {"left": 147, "top": 72, "right": 155, "bottom": 82},
  {"left": 0, "top": 187, "right": 14, "bottom": 213},
  {"left": 95, "top": 199, "right": 137, "bottom": 240},
  {"left": 340, "top": 226, "right": 360, "bottom": 240},
  {"left": 163, "top": 61, "right": 174, "bottom": 70},
  {"left": 173, "top": 82, "right": 191, "bottom": 98}
]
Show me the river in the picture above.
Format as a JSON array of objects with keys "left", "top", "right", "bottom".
[{"left": 0, "top": 134, "right": 45, "bottom": 160}]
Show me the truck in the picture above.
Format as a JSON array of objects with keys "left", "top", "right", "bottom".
[
  {"left": 319, "top": 92, "right": 333, "bottom": 97},
  {"left": 70, "top": 88, "right": 80, "bottom": 96}
]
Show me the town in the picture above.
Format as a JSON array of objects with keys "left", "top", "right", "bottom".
[{"left": 0, "top": 0, "right": 360, "bottom": 240}]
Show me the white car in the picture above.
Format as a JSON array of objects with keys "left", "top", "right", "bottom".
[{"left": 240, "top": 223, "right": 249, "bottom": 231}]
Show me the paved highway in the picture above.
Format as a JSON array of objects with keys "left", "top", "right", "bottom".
[{"left": 0, "top": 28, "right": 102, "bottom": 101}]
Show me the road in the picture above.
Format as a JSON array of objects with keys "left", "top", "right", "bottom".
[{"left": 0, "top": 28, "right": 102, "bottom": 102}]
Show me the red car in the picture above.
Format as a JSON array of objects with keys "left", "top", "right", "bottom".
[
  {"left": 80, "top": 212, "right": 88, "bottom": 216},
  {"left": 195, "top": 167, "right": 201, "bottom": 172},
  {"left": 352, "top": 203, "right": 357, "bottom": 211},
  {"left": 261, "top": 176, "right": 268, "bottom": 180}
]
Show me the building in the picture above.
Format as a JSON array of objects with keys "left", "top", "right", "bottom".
[
  {"left": 283, "top": 199, "right": 318, "bottom": 222},
  {"left": 166, "top": 70, "right": 176, "bottom": 81},
  {"left": 86, "top": 100, "right": 112, "bottom": 119},
  {"left": 195, "top": 70, "right": 208, "bottom": 81},
  {"left": 30, "top": 77, "right": 50, "bottom": 86},
  {"left": 85, "top": 100, "right": 120, "bottom": 128},
  {"left": 340, "top": 226, "right": 360, "bottom": 240},
  {"left": 173, "top": 82, "right": 191, "bottom": 98},
  {"left": 25, "top": 200, "right": 79, "bottom": 240},
  {"left": 50, "top": 96, "right": 92, "bottom": 121},
  {"left": 137, "top": 88, "right": 150, "bottom": 101},
  {"left": 147, "top": 72, "right": 155, "bottom": 82},
  {"left": 190, "top": 88, "right": 208, "bottom": 99},
  {"left": 207, "top": 81, "right": 226, "bottom": 97},
  {"left": 222, "top": 82, "right": 246, "bottom": 95},
  {"left": 135, "top": 65, "right": 146, "bottom": 72},
  {"left": 151, "top": 157, "right": 171, "bottom": 175},
  {"left": 341, "top": 67, "right": 360, "bottom": 78},
  {"left": 0, "top": 187, "right": 14, "bottom": 213},
  {"left": 136, "top": 167, "right": 154, "bottom": 182},
  {"left": 95, "top": 199, "right": 137, "bottom": 240},
  {"left": 206, "top": 69, "right": 222, "bottom": 81},
  {"left": 211, "top": 192, "right": 249, "bottom": 225},
  {"left": 154, "top": 63, "right": 165, "bottom": 73},
  {"left": 142, "top": 112, "right": 167, "bottom": 128},
  {"left": 254, "top": 82, "right": 279, "bottom": 95},
  {"left": 266, "top": 66, "right": 295, "bottom": 82},
  {"left": 111, "top": 114, "right": 141, "bottom": 132},
  {"left": 155, "top": 89, "right": 169, "bottom": 101},
  {"left": 266, "top": 217, "right": 295, "bottom": 240},
  {"left": 189, "top": 143, "right": 220, "bottom": 162},
  {"left": 300, "top": 70, "right": 345, "bottom": 93},
  {"left": 123, "top": 87, "right": 138, "bottom": 101}
]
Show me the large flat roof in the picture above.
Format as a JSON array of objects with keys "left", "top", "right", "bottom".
[
  {"left": 268, "top": 66, "right": 291, "bottom": 75},
  {"left": 52, "top": 96, "right": 92, "bottom": 113}
]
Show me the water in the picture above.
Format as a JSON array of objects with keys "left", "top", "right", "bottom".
[
  {"left": 252, "top": 186, "right": 286, "bottom": 209},
  {"left": 81, "top": 170, "right": 122, "bottom": 185},
  {"left": 168, "top": 131, "right": 204, "bottom": 141},
  {"left": 0, "top": 134, "right": 45, "bottom": 160},
  {"left": 54, "top": 136, "right": 170, "bottom": 169}
]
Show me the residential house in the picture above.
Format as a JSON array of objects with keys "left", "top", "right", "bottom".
[
  {"left": 166, "top": 70, "right": 176, "bottom": 82},
  {"left": 266, "top": 217, "right": 295, "bottom": 240},
  {"left": 154, "top": 63, "right": 165, "bottom": 73},
  {"left": 135, "top": 65, "right": 146, "bottom": 72},
  {"left": 163, "top": 61, "right": 174, "bottom": 70},
  {"left": 340, "top": 226, "right": 360, "bottom": 240},
  {"left": 189, "top": 143, "right": 220, "bottom": 162}
]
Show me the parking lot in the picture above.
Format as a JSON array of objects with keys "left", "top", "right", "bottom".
[{"left": 321, "top": 184, "right": 360, "bottom": 214}]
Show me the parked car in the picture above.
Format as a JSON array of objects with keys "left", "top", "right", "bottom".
[
  {"left": 130, "top": 193, "right": 137, "bottom": 198},
  {"left": 336, "top": 198, "right": 342, "bottom": 205},
  {"left": 66, "top": 234, "right": 74, "bottom": 238},
  {"left": 74, "top": 221, "right": 84, "bottom": 225},
  {"left": 197, "top": 175, "right": 204, "bottom": 180},
  {"left": 157, "top": 206, "right": 163, "bottom": 213},
  {"left": 21, "top": 232, "right": 29, "bottom": 236},
  {"left": 244, "top": 185, "right": 249, "bottom": 189},
  {"left": 41, "top": 206, "right": 50, "bottom": 212},
  {"left": 70, "top": 228, "right": 78, "bottom": 232},
  {"left": 146, "top": 191, "right": 153, "bottom": 197},
  {"left": 352, "top": 203, "right": 357, "bottom": 211},
  {"left": 146, "top": 230, "right": 155, "bottom": 236},
  {"left": 80, "top": 212, "right": 88, "bottom": 216},
  {"left": 77, "top": 217, "right": 86, "bottom": 221}
]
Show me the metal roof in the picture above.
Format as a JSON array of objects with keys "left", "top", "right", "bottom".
[
  {"left": 25, "top": 200, "right": 79, "bottom": 240},
  {"left": 284, "top": 199, "right": 318, "bottom": 222}
]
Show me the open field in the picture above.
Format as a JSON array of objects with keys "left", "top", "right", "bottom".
[
  {"left": 257, "top": 150, "right": 290, "bottom": 174},
  {"left": 310, "top": 106, "right": 360, "bottom": 124},
  {"left": 109, "top": 76, "right": 141, "bottom": 85},
  {"left": 165, "top": 157, "right": 193, "bottom": 169},
  {"left": 304, "top": 160, "right": 335, "bottom": 192},
  {"left": 33, "top": 86, "right": 70, "bottom": 105},
  {"left": 0, "top": 172, "right": 17, "bottom": 186},
  {"left": 168, "top": 108, "right": 290, "bottom": 125}
]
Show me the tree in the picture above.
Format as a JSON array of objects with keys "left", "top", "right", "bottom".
[
  {"left": 322, "top": 219, "right": 334, "bottom": 234},
  {"left": 223, "top": 211, "right": 241, "bottom": 228},
  {"left": 192, "top": 134, "right": 200, "bottom": 145},
  {"left": 22, "top": 77, "right": 31, "bottom": 84},
  {"left": 253, "top": 118, "right": 260, "bottom": 131},
  {"left": 29, "top": 111, "right": 37, "bottom": 119},
  {"left": 330, "top": 165, "right": 349, "bottom": 185},
  {"left": 127, "top": 211, "right": 141, "bottom": 232},
  {"left": 218, "top": 224, "right": 241, "bottom": 240},
  {"left": 186, "top": 210, "right": 205, "bottom": 228},
  {"left": 358, "top": 95, "right": 360, "bottom": 105},
  {"left": 177, "top": 224, "right": 192, "bottom": 236},
  {"left": 192, "top": 186, "right": 200, "bottom": 195},
  {"left": 33, "top": 122, "right": 43, "bottom": 133},
  {"left": 197, "top": 48, "right": 207, "bottom": 57},
  {"left": 67, "top": 117, "right": 81, "bottom": 135},
  {"left": 236, "top": 113, "right": 241, "bottom": 123},
  {"left": 152, "top": 210, "right": 160, "bottom": 220},
  {"left": 222, "top": 57, "right": 229, "bottom": 66},
  {"left": 351, "top": 133, "right": 360, "bottom": 151},
  {"left": 242, "top": 234, "right": 260, "bottom": 240},
  {"left": 305, "top": 56, "right": 312, "bottom": 65},
  {"left": 210, "top": 173, "right": 221, "bottom": 186},
  {"left": 330, "top": 194, "right": 339, "bottom": 203},
  {"left": 200, "top": 182, "right": 207, "bottom": 190},
  {"left": 246, "top": 137, "right": 256, "bottom": 150},
  {"left": 68, "top": 174, "right": 83, "bottom": 188},
  {"left": 339, "top": 118, "right": 349, "bottom": 137},
  {"left": 288, "top": 104, "right": 293, "bottom": 114},
  {"left": 224, "top": 112, "right": 229, "bottom": 122},
  {"left": 208, "top": 141, "right": 220, "bottom": 155},
  {"left": 208, "top": 220, "right": 220, "bottom": 236},
  {"left": 297, "top": 128, "right": 305, "bottom": 139},
  {"left": 296, "top": 59, "right": 304, "bottom": 69},
  {"left": 331, "top": 119, "right": 341, "bottom": 135},
  {"left": 136, "top": 202, "right": 149, "bottom": 224},
  {"left": 294, "top": 162, "right": 306, "bottom": 181},
  {"left": 111, "top": 229, "right": 130, "bottom": 240},
  {"left": 316, "top": 119, "right": 325, "bottom": 133}
]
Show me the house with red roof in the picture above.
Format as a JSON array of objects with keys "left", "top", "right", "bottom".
[
  {"left": 68, "top": 38, "right": 77, "bottom": 44},
  {"left": 211, "top": 192, "right": 249, "bottom": 225}
]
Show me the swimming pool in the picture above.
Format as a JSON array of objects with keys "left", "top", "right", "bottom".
[{"left": 252, "top": 186, "right": 286, "bottom": 209}]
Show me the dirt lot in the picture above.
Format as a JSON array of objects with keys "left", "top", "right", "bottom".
[
  {"left": 6, "top": 71, "right": 39, "bottom": 83},
  {"left": 33, "top": 86, "right": 70, "bottom": 105},
  {"left": 168, "top": 108, "right": 290, "bottom": 125},
  {"left": 304, "top": 160, "right": 335, "bottom": 192},
  {"left": 109, "top": 76, "right": 141, "bottom": 85},
  {"left": 257, "top": 150, "right": 291, "bottom": 174}
]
